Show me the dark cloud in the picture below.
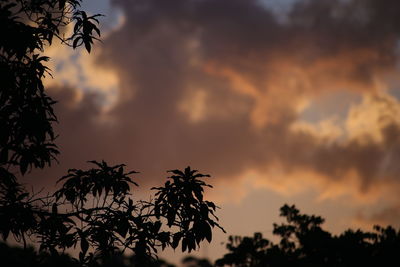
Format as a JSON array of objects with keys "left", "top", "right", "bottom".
[{"left": 28, "top": 0, "right": 400, "bottom": 225}]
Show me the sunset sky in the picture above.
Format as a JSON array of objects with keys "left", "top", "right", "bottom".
[{"left": 26, "top": 0, "right": 400, "bottom": 263}]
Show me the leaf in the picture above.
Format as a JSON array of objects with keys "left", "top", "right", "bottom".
[
  {"left": 72, "top": 36, "right": 81, "bottom": 49},
  {"left": 84, "top": 40, "right": 91, "bottom": 53},
  {"left": 20, "top": 156, "right": 29, "bottom": 175},
  {"left": 172, "top": 233, "right": 181, "bottom": 249},
  {"left": 81, "top": 238, "right": 89, "bottom": 255},
  {"left": 92, "top": 24, "right": 101, "bottom": 37},
  {"left": 194, "top": 187, "right": 203, "bottom": 202},
  {"left": 117, "top": 219, "right": 129, "bottom": 238},
  {"left": 182, "top": 237, "right": 188, "bottom": 252},
  {"left": 204, "top": 222, "right": 212, "bottom": 243}
]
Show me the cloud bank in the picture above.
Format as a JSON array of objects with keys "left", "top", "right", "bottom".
[{"left": 34, "top": 0, "right": 400, "bottom": 226}]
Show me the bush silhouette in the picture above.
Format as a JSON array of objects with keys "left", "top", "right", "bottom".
[{"left": 0, "top": 1, "right": 224, "bottom": 266}]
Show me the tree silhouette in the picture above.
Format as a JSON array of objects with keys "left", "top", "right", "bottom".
[
  {"left": 0, "top": 1, "right": 225, "bottom": 266},
  {"left": 1, "top": 164, "right": 221, "bottom": 266},
  {"left": 1, "top": 0, "right": 101, "bottom": 180},
  {"left": 182, "top": 256, "right": 213, "bottom": 267},
  {"left": 216, "top": 204, "right": 400, "bottom": 267}
]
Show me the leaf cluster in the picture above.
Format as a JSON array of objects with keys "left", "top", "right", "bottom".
[
  {"left": 0, "top": 162, "right": 224, "bottom": 266},
  {"left": 1, "top": 0, "right": 102, "bottom": 183},
  {"left": 152, "top": 167, "right": 225, "bottom": 253}
]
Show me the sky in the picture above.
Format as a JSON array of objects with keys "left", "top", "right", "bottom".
[{"left": 29, "top": 0, "right": 400, "bottom": 264}]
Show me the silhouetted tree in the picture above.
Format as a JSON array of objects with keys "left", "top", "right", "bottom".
[
  {"left": 182, "top": 256, "right": 213, "bottom": 267},
  {"left": 216, "top": 204, "right": 400, "bottom": 267},
  {"left": 1, "top": 0, "right": 101, "bottom": 254},
  {"left": 0, "top": 1, "right": 225, "bottom": 266},
  {"left": 0, "top": 0, "right": 102, "bottom": 247},
  {"left": 0, "top": 0, "right": 101, "bottom": 181}
]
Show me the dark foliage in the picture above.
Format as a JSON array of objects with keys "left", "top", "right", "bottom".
[
  {"left": 0, "top": 0, "right": 101, "bottom": 181},
  {"left": 0, "top": 1, "right": 224, "bottom": 266},
  {"left": 216, "top": 204, "right": 400, "bottom": 267},
  {"left": 0, "top": 242, "right": 175, "bottom": 267},
  {"left": 182, "top": 256, "right": 213, "bottom": 267},
  {"left": 1, "top": 162, "right": 223, "bottom": 266}
]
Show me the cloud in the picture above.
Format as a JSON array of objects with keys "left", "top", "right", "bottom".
[
  {"left": 28, "top": 0, "right": 400, "bottom": 226},
  {"left": 357, "top": 205, "right": 400, "bottom": 227}
]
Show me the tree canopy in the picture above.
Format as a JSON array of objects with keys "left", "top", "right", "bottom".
[{"left": 216, "top": 204, "right": 400, "bottom": 267}]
